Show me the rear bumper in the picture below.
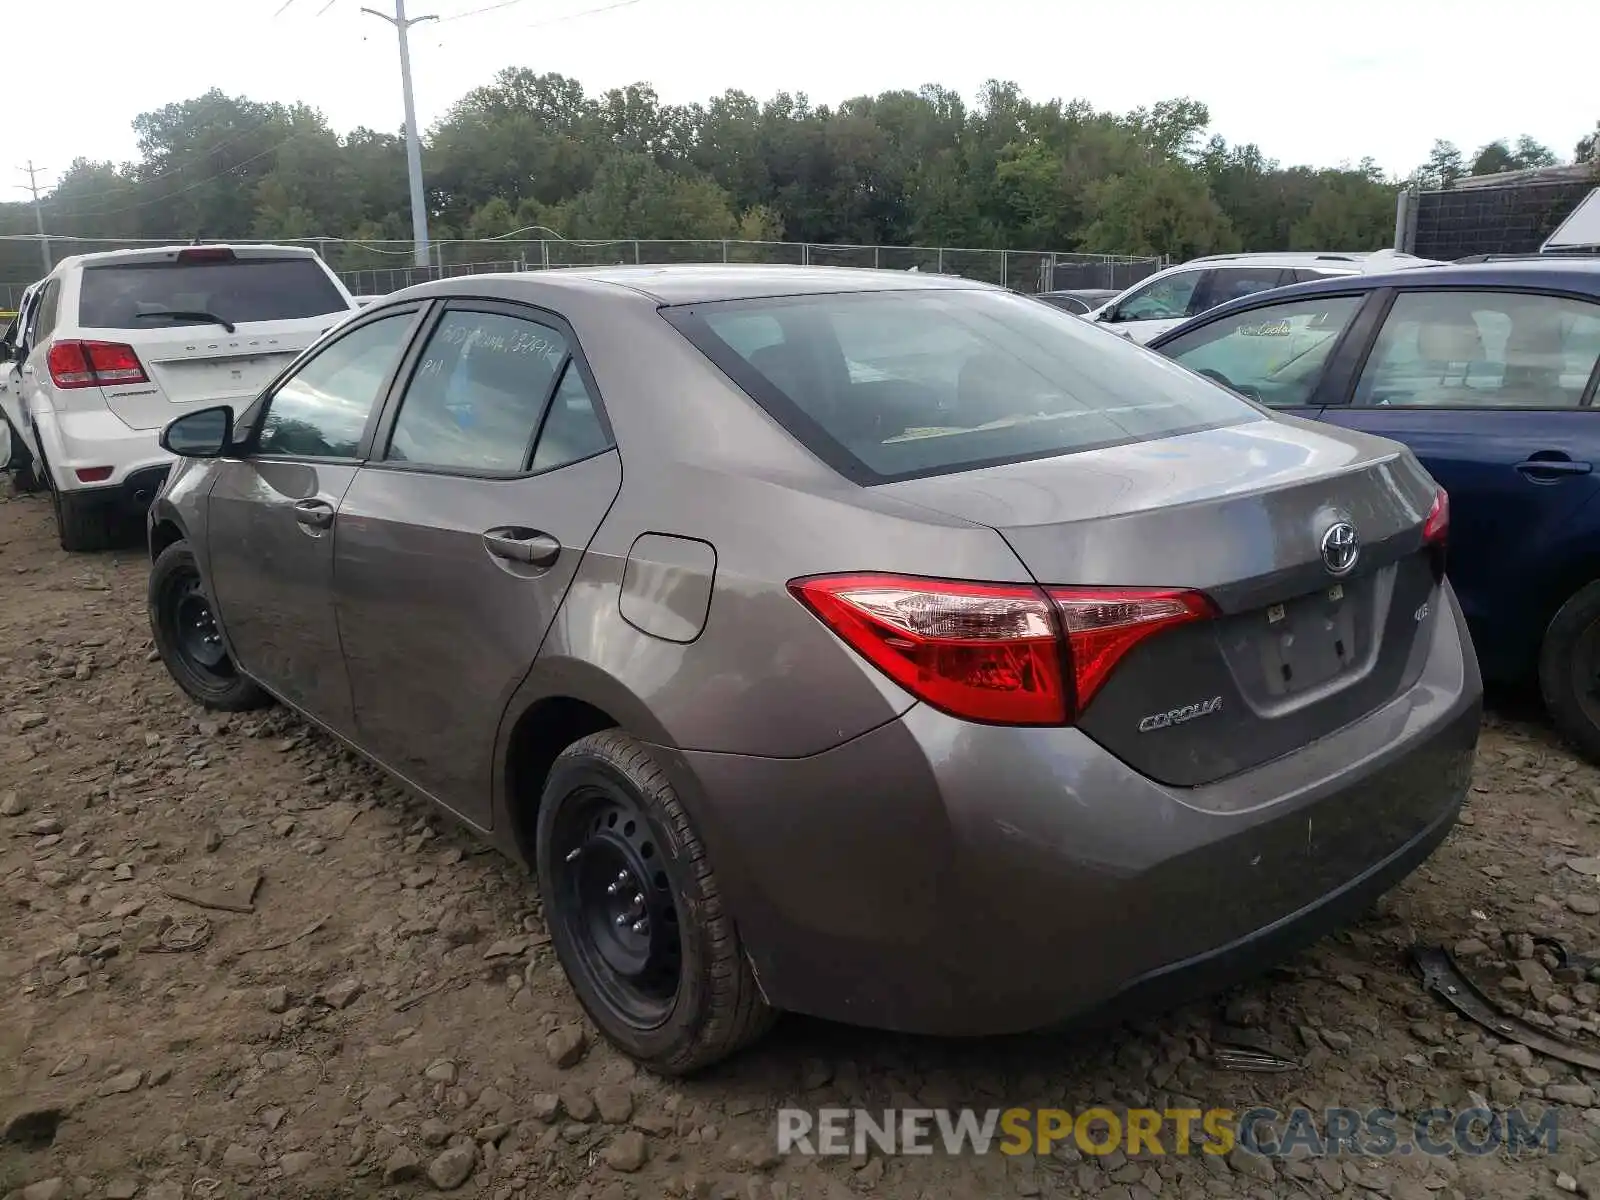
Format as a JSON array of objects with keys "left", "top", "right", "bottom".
[
  {"left": 659, "top": 579, "right": 1482, "bottom": 1036},
  {"left": 58, "top": 465, "right": 172, "bottom": 515},
  {"left": 35, "top": 407, "right": 171, "bottom": 500}
]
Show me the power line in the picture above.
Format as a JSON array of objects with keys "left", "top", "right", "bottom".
[
  {"left": 438, "top": 0, "right": 531, "bottom": 21},
  {"left": 523, "top": 0, "right": 642, "bottom": 29},
  {"left": 15, "top": 162, "right": 52, "bottom": 275}
]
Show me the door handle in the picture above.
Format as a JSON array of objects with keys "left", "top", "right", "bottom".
[
  {"left": 292, "top": 498, "right": 335, "bottom": 532},
  {"left": 482, "top": 527, "right": 561, "bottom": 568},
  {"left": 1515, "top": 457, "right": 1592, "bottom": 479}
]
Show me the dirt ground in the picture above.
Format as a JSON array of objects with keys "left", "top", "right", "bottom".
[{"left": 3, "top": 487, "right": 1600, "bottom": 1200}]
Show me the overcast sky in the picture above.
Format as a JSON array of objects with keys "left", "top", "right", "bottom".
[{"left": 9, "top": 0, "right": 1596, "bottom": 196}]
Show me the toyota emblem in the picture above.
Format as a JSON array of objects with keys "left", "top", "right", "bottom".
[{"left": 1320, "top": 521, "right": 1359, "bottom": 577}]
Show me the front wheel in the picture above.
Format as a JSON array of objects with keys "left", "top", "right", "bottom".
[
  {"left": 148, "top": 540, "right": 272, "bottom": 712},
  {"left": 535, "top": 731, "right": 775, "bottom": 1076},
  {"left": 1541, "top": 581, "right": 1600, "bottom": 765}
]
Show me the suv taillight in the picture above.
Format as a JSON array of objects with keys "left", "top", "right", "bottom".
[
  {"left": 788, "top": 573, "right": 1214, "bottom": 725},
  {"left": 46, "top": 340, "right": 149, "bottom": 390}
]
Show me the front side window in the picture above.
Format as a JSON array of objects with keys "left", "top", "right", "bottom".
[
  {"left": 386, "top": 310, "right": 570, "bottom": 472},
  {"left": 1355, "top": 290, "right": 1600, "bottom": 409},
  {"left": 1113, "top": 271, "right": 1203, "bottom": 322},
  {"left": 1157, "top": 294, "right": 1366, "bottom": 408},
  {"left": 666, "top": 287, "right": 1259, "bottom": 483},
  {"left": 257, "top": 313, "right": 414, "bottom": 459}
]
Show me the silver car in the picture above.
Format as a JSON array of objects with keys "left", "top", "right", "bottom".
[{"left": 146, "top": 266, "right": 1482, "bottom": 1074}]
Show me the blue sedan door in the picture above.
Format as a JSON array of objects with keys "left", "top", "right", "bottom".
[{"left": 1318, "top": 286, "right": 1600, "bottom": 679}]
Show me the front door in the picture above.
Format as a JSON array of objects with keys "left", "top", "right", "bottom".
[
  {"left": 333, "top": 302, "right": 621, "bottom": 826},
  {"left": 205, "top": 306, "right": 424, "bottom": 734},
  {"left": 1319, "top": 286, "right": 1600, "bottom": 677},
  {"left": 1099, "top": 267, "right": 1208, "bottom": 344}
]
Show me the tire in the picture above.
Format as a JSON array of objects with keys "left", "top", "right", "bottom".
[
  {"left": 148, "top": 540, "right": 273, "bottom": 712},
  {"left": 52, "top": 488, "right": 117, "bottom": 552},
  {"left": 1540, "top": 580, "right": 1600, "bottom": 765},
  {"left": 535, "top": 730, "right": 775, "bottom": 1076},
  {"left": 32, "top": 429, "right": 116, "bottom": 551}
]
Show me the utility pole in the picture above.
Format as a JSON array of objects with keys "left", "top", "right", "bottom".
[
  {"left": 15, "top": 161, "right": 51, "bottom": 276},
  {"left": 362, "top": 1, "right": 437, "bottom": 270}
]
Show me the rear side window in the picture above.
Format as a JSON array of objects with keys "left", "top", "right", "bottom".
[
  {"left": 78, "top": 257, "right": 348, "bottom": 330},
  {"left": 1354, "top": 290, "right": 1600, "bottom": 409},
  {"left": 1202, "top": 267, "right": 1291, "bottom": 309},
  {"left": 664, "top": 288, "right": 1259, "bottom": 483}
]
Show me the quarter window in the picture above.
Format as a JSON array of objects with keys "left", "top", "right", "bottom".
[
  {"left": 257, "top": 313, "right": 414, "bottom": 459},
  {"left": 1158, "top": 294, "right": 1365, "bottom": 408},
  {"left": 531, "top": 362, "right": 610, "bottom": 472},
  {"left": 1355, "top": 291, "right": 1600, "bottom": 409},
  {"left": 1203, "top": 267, "right": 1291, "bottom": 310},
  {"left": 386, "top": 310, "right": 570, "bottom": 472}
]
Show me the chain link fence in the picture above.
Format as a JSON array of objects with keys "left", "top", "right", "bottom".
[{"left": 0, "top": 237, "right": 1163, "bottom": 311}]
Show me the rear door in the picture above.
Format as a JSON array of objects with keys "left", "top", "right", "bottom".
[
  {"left": 74, "top": 250, "right": 356, "bottom": 430},
  {"left": 206, "top": 304, "right": 425, "bottom": 735},
  {"left": 1152, "top": 288, "right": 1380, "bottom": 421},
  {"left": 15, "top": 278, "right": 62, "bottom": 454},
  {"left": 1318, "top": 286, "right": 1600, "bottom": 677},
  {"left": 333, "top": 301, "right": 620, "bottom": 827}
]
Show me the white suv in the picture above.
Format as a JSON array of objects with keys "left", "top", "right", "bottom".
[
  {"left": 1085, "top": 250, "right": 1441, "bottom": 345},
  {"left": 0, "top": 244, "right": 359, "bottom": 550}
]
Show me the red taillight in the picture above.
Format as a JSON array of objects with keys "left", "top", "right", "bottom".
[
  {"left": 1049, "top": 587, "right": 1216, "bottom": 710},
  {"left": 46, "top": 340, "right": 149, "bottom": 390},
  {"left": 1423, "top": 489, "right": 1449, "bottom": 545},
  {"left": 788, "top": 573, "right": 1213, "bottom": 726},
  {"left": 75, "top": 467, "right": 113, "bottom": 483},
  {"left": 176, "top": 246, "right": 235, "bottom": 263}
]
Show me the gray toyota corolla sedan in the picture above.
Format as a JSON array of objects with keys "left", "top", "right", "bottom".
[{"left": 146, "top": 265, "right": 1482, "bottom": 1075}]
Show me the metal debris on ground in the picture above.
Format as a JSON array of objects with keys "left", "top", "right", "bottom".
[
  {"left": 1210, "top": 1046, "right": 1301, "bottom": 1072},
  {"left": 1412, "top": 945, "right": 1600, "bottom": 1071},
  {"left": 141, "top": 916, "right": 213, "bottom": 954}
]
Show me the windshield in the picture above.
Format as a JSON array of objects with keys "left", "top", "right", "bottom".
[
  {"left": 78, "top": 257, "right": 349, "bottom": 330},
  {"left": 663, "top": 287, "right": 1259, "bottom": 483}
]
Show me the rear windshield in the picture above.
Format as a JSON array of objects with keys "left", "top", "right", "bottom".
[
  {"left": 78, "top": 257, "right": 349, "bottom": 330},
  {"left": 663, "top": 288, "right": 1259, "bottom": 483}
]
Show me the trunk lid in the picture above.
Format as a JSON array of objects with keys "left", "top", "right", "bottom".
[{"left": 879, "top": 418, "right": 1445, "bottom": 786}]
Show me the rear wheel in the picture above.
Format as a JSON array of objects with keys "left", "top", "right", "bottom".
[
  {"left": 1541, "top": 581, "right": 1600, "bottom": 765},
  {"left": 34, "top": 430, "right": 115, "bottom": 552},
  {"left": 535, "top": 731, "right": 775, "bottom": 1076},
  {"left": 149, "top": 540, "right": 272, "bottom": 711}
]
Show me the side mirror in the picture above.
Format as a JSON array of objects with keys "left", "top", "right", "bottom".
[
  {"left": 1096, "top": 306, "right": 1116, "bottom": 323},
  {"left": 160, "top": 405, "right": 234, "bottom": 458}
]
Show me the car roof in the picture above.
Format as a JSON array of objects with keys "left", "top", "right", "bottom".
[
  {"left": 393, "top": 264, "right": 995, "bottom": 307},
  {"left": 1148, "top": 258, "right": 1600, "bottom": 346}
]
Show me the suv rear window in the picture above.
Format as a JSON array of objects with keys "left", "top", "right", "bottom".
[
  {"left": 663, "top": 288, "right": 1258, "bottom": 483},
  {"left": 78, "top": 257, "right": 349, "bottom": 330}
]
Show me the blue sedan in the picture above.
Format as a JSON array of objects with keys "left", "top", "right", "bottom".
[{"left": 1149, "top": 259, "right": 1600, "bottom": 761}]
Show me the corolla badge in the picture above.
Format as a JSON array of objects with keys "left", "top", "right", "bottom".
[
  {"left": 1138, "top": 696, "right": 1223, "bottom": 733},
  {"left": 1320, "top": 521, "right": 1359, "bottom": 577}
]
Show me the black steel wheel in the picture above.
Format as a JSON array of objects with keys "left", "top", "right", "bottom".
[
  {"left": 1542, "top": 580, "right": 1600, "bottom": 765},
  {"left": 535, "top": 731, "right": 775, "bottom": 1075},
  {"left": 550, "top": 786, "right": 683, "bottom": 1029},
  {"left": 148, "top": 540, "right": 272, "bottom": 712}
]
